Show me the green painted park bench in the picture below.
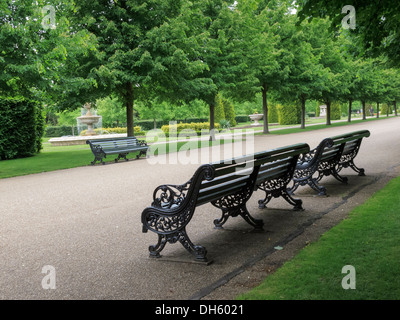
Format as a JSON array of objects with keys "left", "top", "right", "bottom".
[
  {"left": 141, "top": 143, "right": 310, "bottom": 263},
  {"left": 288, "top": 130, "right": 371, "bottom": 196},
  {"left": 86, "top": 136, "right": 149, "bottom": 165}
]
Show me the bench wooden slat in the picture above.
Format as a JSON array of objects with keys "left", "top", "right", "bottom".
[
  {"left": 86, "top": 136, "right": 149, "bottom": 165},
  {"left": 289, "top": 130, "right": 370, "bottom": 196},
  {"left": 141, "top": 142, "right": 309, "bottom": 262}
]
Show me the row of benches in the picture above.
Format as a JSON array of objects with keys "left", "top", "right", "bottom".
[{"left": 140, "top": 130, "right": 371, "bottom": 263}]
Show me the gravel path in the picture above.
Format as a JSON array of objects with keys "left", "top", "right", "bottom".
[{"left": 1, "top": 117, "right": 399, "bottom": 300}]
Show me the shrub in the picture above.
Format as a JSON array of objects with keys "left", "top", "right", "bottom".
[
  {"left": 80, "top": 126, "right": 144, "bottom": 136},
  {"left": 380, "top": 103, "right": 393, "bottom": 116},
  {"left": 45, "top": 125, "right": 78, "bottom": 137},
  {"left": 235, "top": 115, "right": 250, "bottom": 123},
  {"left": 0, "top": 96, "right": 44, "bottom": 160},
  {"left": 277, "top": 103, "right": 301, "bottom": 125},
  {"left": 214, "top": 94, "right": 226, "bottom": 123},
  {"left": 161, "top": 122, "right": 220, "bottom": 136},
  {"left": 330, "top": 102, "right": 342, "bottom": 120},
  {"left": 268, "top": 104, "right": 279, "bottom": 123},
  {"left": 219, "top": 119, "right": 231, "bottom": 129},
  {"left": 222, "top": 98, "right": 237, "bottom": 127}
]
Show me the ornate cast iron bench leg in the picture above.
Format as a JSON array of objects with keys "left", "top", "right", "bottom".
[
  {"left": 213, "top": 205, "right": 264, "bottom": 230},
  {"left": 340, "top": 159, "right": 365, "bottom": 176},
  {"left": 350, "top": 160, "right": 365, "bottom": 176},
  {"left": 91, "top": 153, "right": 105, "bottom": 165},
  {"left": 257, "top": 185, "right": 303, "bottom": 211},
  {"left": 148, "top": 229, "right": 208, "bottom": 262},
  {"left": 330, "top": 165, "right": 349, "bottom": 184},
  {"left": 281, "top": 189, "right": 303, "bottom": 211},
  {"left": 308, "top": 178, "right": 327, "bottom": 196},
  {"left": 115, "top": 153, "right": 129, "bottom": 162}
]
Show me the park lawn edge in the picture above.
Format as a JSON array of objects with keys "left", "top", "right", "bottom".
[{"left": 237, "top": 175, "right": 400, "bottom": 300}]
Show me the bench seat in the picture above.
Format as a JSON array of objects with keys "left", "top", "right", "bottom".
[
  {"left": 86, "top": 136, "right": 149, "bottom": 165},
  {"left": 141, "top": 143, "right": 310, "bottom": 262},
  {"left": 288, "top": 130, "right": 370, "bottom": 195}
]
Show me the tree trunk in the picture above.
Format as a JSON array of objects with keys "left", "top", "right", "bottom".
[
  {"left": 262, "top": 84, "right": 269, "bottom": 134},
  {"left": 394, "top": 101, "right": 398, "bottom": 116},
  {"left": 300, "top": 97, "right": 306, "bottom": 129},
  {"left": 326, "top": 101, "right": 331, "bottom": 125},
  {"left": 348, "top": 99, "right": 352, "bottom": 122},
  {"left": 125, "top": 82, "right": 134, "bottom": 137},
  {"left": 209, "top": 101, "right": 216, "bottom": 141},
  {"left": 362, "top": 100, "right": 366, "bottom": 120},
  {"left": 376, "top": 102, "right": 379, "bottom": 118}
]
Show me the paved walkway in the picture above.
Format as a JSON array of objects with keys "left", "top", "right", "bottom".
[{"left": 1, "top": 117, "right": 400, "bottom": 299}]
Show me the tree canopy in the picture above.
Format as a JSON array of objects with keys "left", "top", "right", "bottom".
[{"left": 1, "top": 0, "right": 400, "bottom": 145}]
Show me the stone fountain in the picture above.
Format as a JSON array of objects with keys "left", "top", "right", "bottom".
[
  {"left": 249, "top": 113, "right": 263, "bottom": 126},
  {"left": 77, "top": 103, "right": 101, "bottom": 136}
]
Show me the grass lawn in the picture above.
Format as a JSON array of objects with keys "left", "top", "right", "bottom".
[
  {"left": 0, "top": 116, "right": 396, "bottom": 179},
  {"left": 238, "top": 176, "right": 400, "bottom": 300},
  {"left": 0, "top": 138, "right": 226, "bottom": 179}
]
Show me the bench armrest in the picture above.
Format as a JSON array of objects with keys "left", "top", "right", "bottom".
[
  {"left": 151, "top": 179, "right": 192, "bottom": 209},
  {"left": 89, "top": 143, "right": 105, "bottom": 155},
  {"left": 138, "top": 140, "right": 148, "bottom": 147},
  {"left": 297, "top": 138, "right": 334, "bottom": 167}
]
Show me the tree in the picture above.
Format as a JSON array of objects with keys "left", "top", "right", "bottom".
[
  {"left": 238, "top": 0, "right": 292, "bottom": 133},
  {"left": 68, "top": 0, "right": 213, "bottom": 136},
  {"left": 0, "top": 0, "right": 90, "bottom": 102},
  {"left": 279, "top": 17, "right": 328, "bottom": 129},
  {"left": 384, "top": 68, "right": 400, "bottom": 117},
  {"left": 187, "top": 0, "right": 258, "bottom": 140},
  {"left": 297, "top": 0, "right": 400, "bottom": 67},
  {"left": 355, "top": 59, "right": 377, "bottom": 120},
  {"left": 303, "top": 18, "right": 348, "bottom": 125}
]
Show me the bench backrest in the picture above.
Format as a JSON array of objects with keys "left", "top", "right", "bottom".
[
  {"left": 196, "top": 143, "right": 310, "bottom": 206},
  {"left": 320, "top": 130, "right": 370, "bottom": 163},
  {"left": 87, "top": 137, "right": 142, "bottom": 153}
]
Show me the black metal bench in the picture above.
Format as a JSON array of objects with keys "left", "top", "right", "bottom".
[
  {"left": 86, "top": 136, "right": 149, "bottom": 165},
  {"left": 141, "top": 143, "right": 309, "bottom": 262},
  {"left": 288, "top": 130, "right": 371, "bottom": 196}
]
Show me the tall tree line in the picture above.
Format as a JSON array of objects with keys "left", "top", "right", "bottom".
[{"left": 1, "top": 0, "right": 400, "bottom": 139}]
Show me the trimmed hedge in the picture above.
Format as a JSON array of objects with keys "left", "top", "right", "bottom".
[
  {"left": 277, "top": 103, "right": 301, "bottom": 125},
  {"left": 45, "top": 125, "right": 78, "bottom": 137},
  {"left": 381, "top": 103, "right": 393, "bottom": 116},
  {"left": 80, "top": 126, "right": 145, "bottom": 136},
  {"left": 235, "top": 115, "right": 250, "bottom": 123},
  {"left": 161, "top": 122, "right": 220, "bottom": 136},
  {"left": 0, "top": 96, "right": 44, "bottom": 160},
  {"left": 330, "top": 102, "right": 341, "bottom": 120},
  {"left": 268, "top": 104, "right": 279, "bottom": 123}
]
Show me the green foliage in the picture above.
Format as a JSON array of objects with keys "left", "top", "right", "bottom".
[
  {"left": 380, "top": 104, "right": 393, "bottom": 116},
  {"left": 214, "top": 94, "right": 237, "bottom": 126},
  {"left": 315, "top": 105, "right": 321, "bottom": 117},
  {"left": 268, "top": 104, "right": 279, "bottom": 123},
  {"left": 235, "top": 115, "right": 251, "bottom": 123},
  {"left": 277, "top": 103, "right": 301, "bottom": 125},
  {"left": 222, "top": 98, "right": 237, "bottom": 127},
  {"left": 0, "top": 96, "right": 44, "bottom": 160},
  {"left": 298, "top": 0, "right": 400, "bottom": 67},
  {"left": 330, "top": 102, "right": 342, "bottom": 120},
  {"left": 57, "top": 109, "right": 82, "bottom": 126},
  {"left": 45, "top": 126, "right": 78, "bottom": 137},
  {"left": 214, "top": 94, "right": 226, "bottom": 124},
  {"left": 80, "top": 127, "right": 144, "bottom": 136},
  {"left": 161, "top": 122, "right": 220, "bottom": 136},
  {"left": 96, "top": 97, "right": 126, "bottom": 128},
  {"left": 219, "top": 119, "right": 231, "bottom": 129}
]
